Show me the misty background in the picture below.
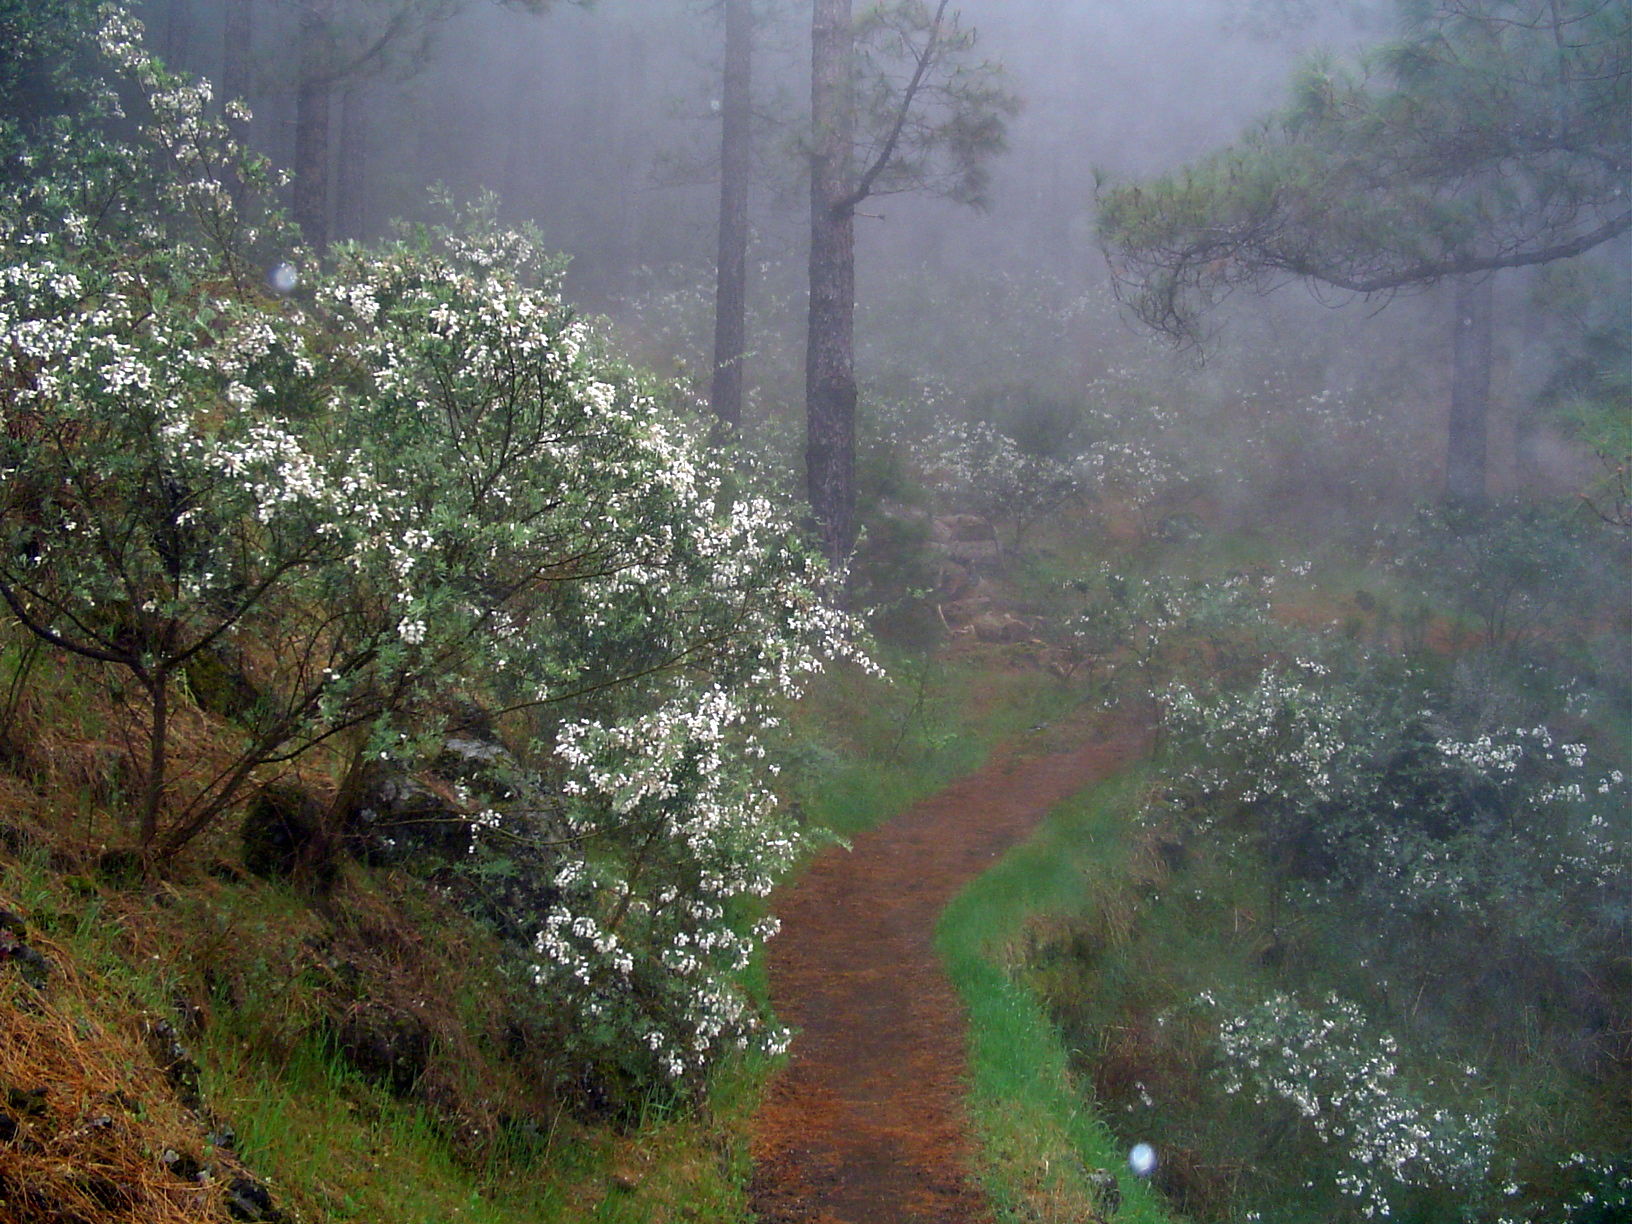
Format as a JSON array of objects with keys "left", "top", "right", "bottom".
[
  {"left": 134, "top": 0, "right": 1620, "bottom": 521},
  {"left": 3, "top": 2, "right": 1628, "bottom": 1219}
]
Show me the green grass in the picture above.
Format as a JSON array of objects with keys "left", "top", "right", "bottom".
[
  {"left": 199, "top": 1031, "right": 763, "bottom": 1224},
  {"left": 938, "top": 768, "right": 1184, "bottom": 1224},
  {"left": 788, "top": 652, "right": 1072, "bottom": 839},
  {"left": 1, "top": 835, "right": 763, "bottom": 1224}
]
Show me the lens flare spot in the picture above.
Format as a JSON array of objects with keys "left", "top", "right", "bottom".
[{"left": 1129, "top": 1142, "right": 1158, "bottom": 1178}]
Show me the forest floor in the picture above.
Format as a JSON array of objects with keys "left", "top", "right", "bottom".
[{"left": 748, "top": 713, "right": 1143, "bottom": 1223}]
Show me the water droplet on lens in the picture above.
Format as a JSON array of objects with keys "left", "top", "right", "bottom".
[
  {"left": 1129, "top": 1141, "right": 1157, "bottom": 1178},
  {"left": 268, "top": 262, "right": 298, "bottom": 294}
]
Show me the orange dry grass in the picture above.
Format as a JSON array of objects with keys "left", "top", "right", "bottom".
[{"left": 0, "top": 942, "right": 229, "bottom": 1224}]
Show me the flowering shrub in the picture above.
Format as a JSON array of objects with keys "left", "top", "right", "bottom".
[
  {"left": 1061, "top": 566, "right": 1280, "bottom": 698},
  {"left": 315, "top": 219, "right": 873, "bottom": 1085},
  {"left": 1129, "top": 645, "right": 1632, "bottom": 1218},
  {"left": 2, "top": 6, "right": 326, "bottom": 849},
  {"left": 920, "top": 420, "right": 1083, "bottom": 551},
  {"left": 920, "top": 419, "right": 1177, "bottom": 551},
  {"left": 1156, "top": 663, "right": 1630, "bottom": 931},
  {"left": 1394, "top": 503, "right": 1609, "bottom": 654},
  {"left": 1543, "top": 1155, "right": 1632, "bottom": 1224},
  {"left": 1199, "top": 990, "right": 1496, "bottom": 1220},
  {"left": 1, "top": 4, "right": 870, "bottom": 1092}
]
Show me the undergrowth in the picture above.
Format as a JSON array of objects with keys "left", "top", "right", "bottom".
[
  {"left": 0, "top": 631, "right": 1057, "bottom": 1223},
  {"left": 0, "top": 831, "right": 762, "bottom": 1224}
]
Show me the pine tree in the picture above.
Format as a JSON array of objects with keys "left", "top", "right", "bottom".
[
  {"left": 804, "top": 0, "right": 1016, "bottom": 565},
  {"left": 1099, "top": 0, "right": 1631, "bottom": 502}
]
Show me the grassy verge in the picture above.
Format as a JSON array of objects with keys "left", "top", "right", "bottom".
[
  {"left": 199, "top": 1038, "right": 767, "bottom": 1223},
  {"left": 939, "top": 767, "right": 1184, "bottom": 1224}
]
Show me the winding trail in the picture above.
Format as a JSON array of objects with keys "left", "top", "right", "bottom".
[{"left": 749, "top": 720, "right": 1142, "bottom": 1223}]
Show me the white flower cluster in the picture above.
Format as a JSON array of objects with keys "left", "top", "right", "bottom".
[
  {"left": 1161, "top": 667, "right": 1360, "bottom": 808},
  {"left": 917, "top": 419, "right": 1177, "bottom": 544},
  {"left": 1156, "top": 665, "right": 1630, "bottom": 910},
  {"left": 1207, "top": 991, "right": 1496, "bottom": 1219}
]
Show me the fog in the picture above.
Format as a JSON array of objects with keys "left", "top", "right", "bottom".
[
  {"left": 20, "top": 1, "right": 1626, "bottom": 1217},
  {"left": 140, "top": 0, "right": 1623, "bottom": 514},
  {"left": 148, "top": 1, "right": 1390, "bottom": 314},
  {"left": 133, "top": 0, "right": 1625, "bottom": 600}
]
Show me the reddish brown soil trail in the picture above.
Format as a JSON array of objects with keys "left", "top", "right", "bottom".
[{"left": 749, "top": 724, "right": 1141, "bottom": 1224}]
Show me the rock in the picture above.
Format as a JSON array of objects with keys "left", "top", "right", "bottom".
[
  {"left": 160, "top": 1147, "right": 203, "bottom": 1182},
  {"left": 940, "top": 595, "right": 994, "bottom": 627},
  {"left": 5, "top": 1087, "right": 47, "bottom": 1117},
  {"left": 441, "top": 735, "right": 510, "bottom": 766},
  {"left": 335, "top": 1002, "right": 431, "bottom": 1095},
  {"left": 182, "top": 646, "right": 259, "bottom": 720},
  {"left": 345, "top": 764, "right": 461, "bottom": 862},
  {"left": 241, "top": 783, "right": 333, "bottom": 884},
  {"left": 930, "top": 515, "right": 1001, "bottom": 564},
  {"left": 0, "top": 919, "right": 48, "bottom": 990},
  {"left": 144, "top": 1019, "right": 203, "bottom": 1110},
  {"left": 930, "top": 513, "right": 986, "bottom": 541},
  {"left": 971, "top": 612, "right": 1034, "bottom": 645},
  {"left": 1088, "top": 1167, "right": 1122, "bottom": 1216},
  {"left": 9, "top": 944, "right": 48, "bottom": 990},
  {"left": 225, "top": 1175, "right": 286, "bottom": 1222},
  {"left": 876, "top": 499, "right": 931, "bottom": 527},
  {"left": 935, "top": 560, "right": 982, "bottom": 603}
]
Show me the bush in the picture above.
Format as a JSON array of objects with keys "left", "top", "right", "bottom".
[{"left": 1, "top": 3, "right": 872, "bottom": 1095}]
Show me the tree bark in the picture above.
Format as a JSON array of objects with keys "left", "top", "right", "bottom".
[
  {"left": 1447, "top": 274, "right": 1494, "bottom": 506},
  {"left": 294, "top": 2, "right": 334, "bottom": 251},
  {"left": 222, "top": 0, "right": 254, "bottom": 109},
  {"left": 335, "top": 83, "right": 368, "bottom": 241},
  {"left": 162, "top": 0, "right": 195, "bottom": 67},
  {"left": 807, "top": 0, "right": 858, "bottom": 567},
  {"left": 710, "top": 0, "right": 753, "bottom": 431}
]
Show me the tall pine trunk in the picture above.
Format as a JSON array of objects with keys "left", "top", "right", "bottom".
[
  {"left": 710, "top": 0, "right": 753, "bottom": 431},
  {"left": 1447, "top": 274, "right": 1493, "bottom": 506},
  {"left": 335, "top": 83, "right": 368, "bottom": 241},
  {"left": 294, "top": 2, "right": 333, "bottom": 251},
  {"left": 222, "top": 1, "right": 253, "bottom": 110},
  {"left": 162, "top": 0, "right": 194, "bottom": 66},
  {"left": 806, "top": 0, "right": 857, "bottom": 567},
  {"left": 222, "top": 0, "right": 254, "bottom": 217}
]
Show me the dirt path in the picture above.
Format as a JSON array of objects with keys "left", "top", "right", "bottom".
[{"left": 749, "top": 721, "right": 1142, "bottom": 1224}]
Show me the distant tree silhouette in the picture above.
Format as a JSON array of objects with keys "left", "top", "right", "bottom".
[
  {"left": 805, "top": 0, "right": 1016, "bottom": 566},
  {"left": 1099, "top": 0, "right": 1632, "bottom": 503}
]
